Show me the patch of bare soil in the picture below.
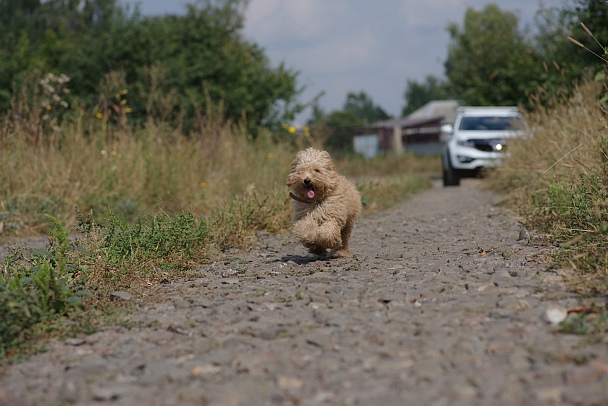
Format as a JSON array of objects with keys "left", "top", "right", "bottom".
[{"left": 2, "top": 180, "right": 607, "bottom": 405}]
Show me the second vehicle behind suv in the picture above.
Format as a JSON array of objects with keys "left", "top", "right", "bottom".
[{"left": 441, "top": 106, "right": 525, "bottom": 186}]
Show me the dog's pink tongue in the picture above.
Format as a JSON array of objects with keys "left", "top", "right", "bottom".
[{"left": 306, "top": 187, "right": 315, "bottom": 199}]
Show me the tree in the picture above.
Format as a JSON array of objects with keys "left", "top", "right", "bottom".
[
  {"left": 0, "top": 0, "right": 40, "bottom": 36},
  {"left": 528, "top": 1, "right": 605, "bottom": 102},
  {"left": 529, "top": 4, "right": 574, "bottom": 98},
  {"left": 312, "top": 91, "right": 387, "bottom": 153},
  {"left": 0, "top": 0, "right": 124, "bottom": 109},
  {"left": 343, "top": 91, "right": 389, "bottom": 125},
  {"left": 444, "top": 4, "right": 542, "bottom": 106},
  {"left": 0, "top": 0, "right": 303, "bottom": 133},
  {"left": 566, "top": 0, "right": 608, "bottom": 59},
  {"left": 321, "top": 110, "right": 363, "bottom": 152},
  {"left": 516, "top": 0, "right": 608, "bottom": 107},
  {"left": 402, "top": 75, "right": 451, "bottom": 116}
]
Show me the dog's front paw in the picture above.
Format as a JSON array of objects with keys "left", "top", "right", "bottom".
[
  {"left": 293, "top": 220, "right": 316, "bottom": 243},
  {"left": 306, "top": 244, "right": 327, "bottom": 256},
  {"left": 333, "top": 248, "right": 351, "bottom": 258}
]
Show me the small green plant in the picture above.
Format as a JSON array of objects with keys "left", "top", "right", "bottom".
[
  {"left": 559, "top": 309, "right": 608, "bottom": 343},
  {"left": 0, "top": 215, "right": 88, "bottom": 358},
  {"left": 559, "top": 314, "right": 590, "bottom": 335},
  {"left": 102, "top": 210, "right": 210, "bottom": 265}
]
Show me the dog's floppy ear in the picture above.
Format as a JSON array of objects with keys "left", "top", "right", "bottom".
[
  {"left": 286, "top": 156, "right": 299, "bottom": 186},
  {"left": 320, "top": 150, "right": 335, "bottom": 171}
]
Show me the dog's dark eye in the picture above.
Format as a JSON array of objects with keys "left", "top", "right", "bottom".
[{"left": 314, "top": 169, "right": 321, "bottom": 173}]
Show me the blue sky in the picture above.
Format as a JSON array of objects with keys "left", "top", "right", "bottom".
[{"left": 123, "top": 0, "right": 569, "bottom": 121}]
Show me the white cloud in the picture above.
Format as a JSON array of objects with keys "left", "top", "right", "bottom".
[{"left": 243, "top": 0, "right": 350, "bottom": 44}]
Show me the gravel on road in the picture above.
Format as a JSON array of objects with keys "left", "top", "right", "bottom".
[{"left": 1, "top": 180, "right": 607, "bottom": 406}]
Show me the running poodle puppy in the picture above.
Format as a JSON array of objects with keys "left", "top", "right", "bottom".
[{"left": 287, "top": 147, "right": 362, "bottom": 258}]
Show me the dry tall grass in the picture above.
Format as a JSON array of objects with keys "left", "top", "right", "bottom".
[
  {"left": 0, "top": 87, "right": 437, "bottom": 244},
  {"left": 490, "top": 78, "right": 608, "bottom": 293},
  {"left": 493, "top": 80, "right": 607, "bottom": 195},
  {"left": 0, "top": 101, "right": 302, "bottom": 241}
]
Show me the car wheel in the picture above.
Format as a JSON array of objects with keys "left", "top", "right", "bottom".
[{"left": 443, "top": 153, "right": 460, "bottom": 187}]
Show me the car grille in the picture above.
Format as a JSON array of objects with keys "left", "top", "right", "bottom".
[{"left": 471, "top": 139, "right": 506, "bottom": 152}]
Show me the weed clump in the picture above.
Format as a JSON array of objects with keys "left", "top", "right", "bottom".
[
  {"left": 0, "top": 207, "right": 241, "bottom": 358},
  {"left": 0, "top": 216, "right": 88, "bottom": 358}
]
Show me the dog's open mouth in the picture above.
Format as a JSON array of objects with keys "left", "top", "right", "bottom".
[{"left": 306, "top": 185, "right": 315, "bottom": 199}]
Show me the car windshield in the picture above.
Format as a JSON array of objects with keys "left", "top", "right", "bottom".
[{"left": 459, "top": 116, "right": 523, "bottom": 131}]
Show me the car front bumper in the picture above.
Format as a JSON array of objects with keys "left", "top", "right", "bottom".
[{"left": 448, "top": 144, "right": 506, "bottom": 170}]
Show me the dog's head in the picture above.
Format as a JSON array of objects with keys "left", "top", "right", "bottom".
[{"left": 286, "top": 148, "right": 336, "bottom": 201}]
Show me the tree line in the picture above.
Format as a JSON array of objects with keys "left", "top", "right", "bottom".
[
  {"left": 0, "top": 0, "right": 605, "bottom": 140},
  {"left": 401, "top": 0, "right": 606, "bottom": 115},
  {"left": 0, "top": 0, "right": 302, "bottom": 134}
]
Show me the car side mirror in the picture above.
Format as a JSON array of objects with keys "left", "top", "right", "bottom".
[
  {"left": 441, "top": 124, "right": 453, "bottom": 135},
  {"left": 440, "top": 124, "right": 453, "bottom": 142}
]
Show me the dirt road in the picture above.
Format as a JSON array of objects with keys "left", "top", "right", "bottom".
[{"left": 2, "top": 180, "right": 607, "bottom": 405}]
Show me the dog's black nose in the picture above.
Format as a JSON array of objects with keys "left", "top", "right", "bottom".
[{"left": 304, "top": 178, "right": 311, "bottom": 185}]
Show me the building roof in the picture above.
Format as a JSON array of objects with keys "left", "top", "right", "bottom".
[
  {"left": 406, "top": 100, "right": 460, "bottom": 124},
  {"left": 366, "top": 115, "right": 444, "bottom": 130},
  {"left": 366, "top": 100, "right": 460, "bottom": 130}
]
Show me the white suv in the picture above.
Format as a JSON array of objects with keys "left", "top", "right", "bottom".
[{"left": 441, "top": 106, "right": 525, "bottom": 186}]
